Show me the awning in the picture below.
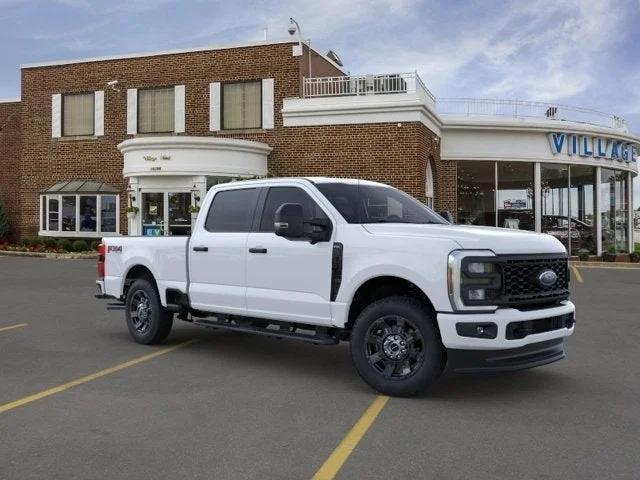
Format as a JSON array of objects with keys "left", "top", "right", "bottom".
[{"left": 41, "top": 180, "right": 120, "bottom": 194}]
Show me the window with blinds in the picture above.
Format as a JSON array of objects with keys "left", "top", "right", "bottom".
[
  {"left": 138, "top": 87, "right": 175, "bottom": 133},
  {"left": 62, "top": 93, "right": 95, "bottom": 136},
  {"left": 222, "top": 81, "right": 261, "bottom": 130}
]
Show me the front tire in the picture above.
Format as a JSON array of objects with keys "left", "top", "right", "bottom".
[
  {"left": 350, "top": 296, "right": 445, "bottom": 397},
  {"left": 125, "top": 278, "right": 173, "bottom": 345}
]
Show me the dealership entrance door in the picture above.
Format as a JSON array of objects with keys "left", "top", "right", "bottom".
[{"left": 141, "top": 191, "right": 191, "bottom": 236}]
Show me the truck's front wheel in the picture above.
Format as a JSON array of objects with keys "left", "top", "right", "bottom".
[
  {"left": 125, "top": 278, "right": 173, "bottom": 345},
  {"left": 350, "top": 296, "right": 445, "bottom": 397}
]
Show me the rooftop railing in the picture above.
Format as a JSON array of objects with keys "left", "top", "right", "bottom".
[
  {"left": 436, "top": 98, "right": 628, "bottom": 131},
  {"left": 302, "top": 72, "right": 436, "bottom": 102}
]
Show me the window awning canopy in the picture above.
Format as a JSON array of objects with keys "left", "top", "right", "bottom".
[{"left": 41, "top": 180, "right": 120, "bottom": 194}]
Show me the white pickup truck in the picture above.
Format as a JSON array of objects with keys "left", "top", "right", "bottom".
[{"left": 96, "top": 177, "right": 575, "bottom": 396}]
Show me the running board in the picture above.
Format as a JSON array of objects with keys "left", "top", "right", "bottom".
[{"left": 191, "top": 317, "right": 339, "bottom": 345}]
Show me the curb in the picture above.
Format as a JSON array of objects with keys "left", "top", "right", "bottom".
[
  {"left": 0, "top": 250, "right": 98, "bottom": 260},
  {"left": 570, "top": 260, "right": 640, "bottom": 269}
]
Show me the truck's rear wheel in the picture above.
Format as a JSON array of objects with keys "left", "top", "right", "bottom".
[
  {"left": 350, "top": 296, "right": 445, "bottom": 397},
  {"left": 125, "top": 278, "right": 173, "bottom": 345}
]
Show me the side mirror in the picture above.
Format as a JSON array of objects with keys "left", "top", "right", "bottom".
[
  {"left": 275, "top": 203, "right": 304, "bottom": 238},
  {"left": 307, "top": 217, "right": 332, "bottom": 244},
  {"left": 439, "top": 210, "right": 453, "bottom": 223}
]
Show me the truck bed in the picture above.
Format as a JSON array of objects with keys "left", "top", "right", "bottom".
[{"left": 102, "top": 236, "right": 189, "bottom": 304}]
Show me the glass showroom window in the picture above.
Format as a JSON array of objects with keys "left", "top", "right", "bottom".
[
  {"left": 62, "top": 92, "right": 94, "bottom": 136},
  {"left": 601, "top": 168, "right": 629, "bottom": 253},
  {"left": 497, "top": 162, "right": 534, "bottom": 230},
  {"left": 40, "top": 194, "right": 119, "bottom": 237},
  {"left": 570, "top": 165, "right": 597, "bottom": 255},
  {"left": 541, "top": 164, "right": 570, "bottom": 252},
  {"left": 457, "top": 161, "right": 495, "bottom": 226},
  {"left": 138, "top": 87, "right": 175, "bottom": 133},
  {"left": 222, "top": 81, "right": 261, "bottom": 130}
]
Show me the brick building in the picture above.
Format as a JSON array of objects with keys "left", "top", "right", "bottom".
[{"left": 0, "top": 39, "right": 638, "bottom": 255}]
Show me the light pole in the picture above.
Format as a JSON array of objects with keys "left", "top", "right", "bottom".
[{"left": 288, "top": 17, "right": 312, "bottom": 79}]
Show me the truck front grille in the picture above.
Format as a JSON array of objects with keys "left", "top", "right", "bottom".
[{"left": 499, "top": 255, "right": 569, "bottom": 308}]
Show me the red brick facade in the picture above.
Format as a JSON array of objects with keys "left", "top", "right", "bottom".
[
  {"left": 0, "top": 101, "right": 21, "bottom": 241},
  {"left": 6, "top": 41, "right": 451, "bottom": 239}
]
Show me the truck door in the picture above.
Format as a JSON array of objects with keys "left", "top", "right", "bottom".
[
  {"left": 188, "top": 187, "right": 261, "bottom": 315},
  {"left": 245, "top": 185, "right": 334, "bottom": 325}
]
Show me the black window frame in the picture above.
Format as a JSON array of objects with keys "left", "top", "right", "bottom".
[
  {"left": 221, "top": 80, "right": 263, "bottom": 131},
  {"left": 61, "top": 91, "right": 95, "bottom": 137},
  {"left": 137, "top": 86, "right": 176, "bottom": 134},
  {"left": 204, "top": 187, "right": 261, "bottom": 233}
]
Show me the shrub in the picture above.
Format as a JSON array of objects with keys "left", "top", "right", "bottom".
[
  {"left": 0, "top": 198, "right": 9, "bottom": 241},
  {"left": 22, "top": 236, "right": 42, "bottom": 248},
  {"left": 577, "top": 249, "right": 590, "bottom": 261},
  {"left": 41, "top": 237, "right": 58, "bottom": 249},
  {"left": 58, "top": 239, "right": 73, "bottom": 252},
  {"left": 72, "top": 239, "right": 88, "bottom": 252},
  {"left": 90, "top": 240, "right": 101, "bottom": 251},
  {"left": 630, "top": 252, "right": 640, "bottom": 263}
]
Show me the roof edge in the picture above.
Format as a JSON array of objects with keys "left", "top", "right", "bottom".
[
  {"left": 20, "top": 38, "right": 346, "bottom": 74},
  {"left": 0, "top": 97, "right": 20, "bottom": 103}
]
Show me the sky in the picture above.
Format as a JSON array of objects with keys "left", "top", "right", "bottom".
[{"left": 1, "top": 0, "right": 639, "bottom": 201}]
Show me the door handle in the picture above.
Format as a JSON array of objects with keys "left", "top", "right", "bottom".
[
  {"left": 249, "top": 247, "right": 268, "bottom": 254},
  {"left": 193, "top": 246, "right": 208, "bottom": 252}
]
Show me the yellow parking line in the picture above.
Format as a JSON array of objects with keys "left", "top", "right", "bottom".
[
  {"left": 312, "top": 395, "right": 389, "bottom": 480},
  {"left": 570, "top": 265, "right": 583, "bottom": 283},
  {"left": 0, "top": 323, "right": 28, "bottom": 333},
  {"left": 0, "top": 339, "right": 197, "bottom": 415},
  {"left": 571, "top": 264, "right": 640, "bottom": 270}
]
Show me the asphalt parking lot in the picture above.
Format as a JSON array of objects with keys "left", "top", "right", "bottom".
[{"left": 1, "top": 257, "right": 639, "bottom": 480}]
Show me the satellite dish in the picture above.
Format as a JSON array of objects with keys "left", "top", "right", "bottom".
[{"left": 326, "top": 50, "right": 343, "bottom": 67}]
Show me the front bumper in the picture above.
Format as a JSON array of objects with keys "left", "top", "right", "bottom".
[
  {"left": 447, "top": 338, "right": 565, "bottom": 373},
  {"left": 437, "top": 301, "right": 575, "bottom": 350}
]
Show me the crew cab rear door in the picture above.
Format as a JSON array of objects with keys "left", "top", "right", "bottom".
[
  {"left": 245, "top": 185, "right": 334, "bottom": 325},
  {"left": 188, "top": 187, "right": 261, "bottom": 315}
]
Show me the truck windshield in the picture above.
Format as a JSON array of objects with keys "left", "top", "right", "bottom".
[{"left": 315, "top": 182, "right": 447, "bottom": 225}]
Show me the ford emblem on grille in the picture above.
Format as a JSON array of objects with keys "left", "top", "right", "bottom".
[{"left": 537, "top": 269, "right": 558, "bottom": 288}]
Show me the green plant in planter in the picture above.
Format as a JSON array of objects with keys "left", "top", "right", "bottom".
[
  {"left": 188, "top": 205, "right": 200, "bottom": 214},
  {"left": 126, "top": 206, "right": 139, "bottom": 214},
  {"left": 577, "top": 249, "right": 590, "bottom": 261},
  {"left": 603, "top": 246, "right": 617, "bottom": 262}
]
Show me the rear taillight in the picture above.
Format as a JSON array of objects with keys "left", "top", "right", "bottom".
[{"left": 97, "top": 243, "right": 106, "bottom": 279}]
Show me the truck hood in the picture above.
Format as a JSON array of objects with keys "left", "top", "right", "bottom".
[{"left": 362, "top": 224, "right": 567, "bottom": 255}]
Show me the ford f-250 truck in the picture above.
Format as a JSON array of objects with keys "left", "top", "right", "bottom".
[{"left": 96, "top": 178, "right": 575, "bottom": 396}]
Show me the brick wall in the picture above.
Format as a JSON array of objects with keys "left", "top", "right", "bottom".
[
  {"left": 13, "top": 42, "right": 451, "bottom": 238},
  {"left": 0, "top": 101, "right": 21, "bottom": 241},
  {"left": 18, "top": 42, "right": 304, "bottom": 237}
]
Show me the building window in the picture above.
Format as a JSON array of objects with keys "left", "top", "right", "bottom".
[
  {"left": 40, "top": 192, "right": 119, "bottom": 237},
  {"left": 457, "top": 161, "right": 496, "bottom": 226},
  {"left": 138, "top": 87, "right": 175, "bottom": 133},
  {"left": 222, "top": 81, "right": 261, "bottom": 130},
  {"left": 62, "top": 92, "right": 94, "bottom": 136},
  {"left": 425, "top": 161, "right": 434, "bottom": 208},
  {"left": 497, "top": 162, "right": 535, "bottom": 230},
  {"left": 570, "top": 165, "right": 597, "bottom": 255},
  {"left": 601, "top": 168, "right": 629, "bottom": 253}
]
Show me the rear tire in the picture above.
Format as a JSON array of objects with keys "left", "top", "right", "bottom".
[
  {"left": 125, "top": 278, "right": 173, "bottom": 345},
  {"left": 350, "top": 296, "right": 445, "bottom": 397}
]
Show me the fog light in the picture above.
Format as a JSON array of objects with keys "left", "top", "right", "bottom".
[
  {"left": 467, "top": 288, "right": 486, "bottom": 300},
  {"left": 456, "top": 322, "right": 498, "bottom": 339}
]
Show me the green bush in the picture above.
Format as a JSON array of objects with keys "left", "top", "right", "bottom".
[
  {"left": 630, "top": 252, "right": 640, "bottom": 263},
  {"left": 72, "top": 239, "right": 88, "bottom": 252},
  {"left": 90, "top": 240, "right": 101, "bottom": 251},
  {"left": 0, "top": 198, "right": 9, "bottom": 241},
  {"left": 41, "top": 237, "right": 58, "bottom": 249},
  {"left": 21, "top": 236, "right": 41, "bottom": 248},
  {"left": 58, "top": 239, "right": 73, "bottom": 252}
]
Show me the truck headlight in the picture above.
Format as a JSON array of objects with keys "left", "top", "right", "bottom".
[{"left": 448, "top": 251, "right": 501, "bottom": 312}]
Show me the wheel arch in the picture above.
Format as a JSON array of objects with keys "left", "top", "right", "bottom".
[
  {"left": 122, "top": 264, "right": 159, "bottom": 299},
  {"left": 345, "top": 275, "right": 437, "bottom": 331}
]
